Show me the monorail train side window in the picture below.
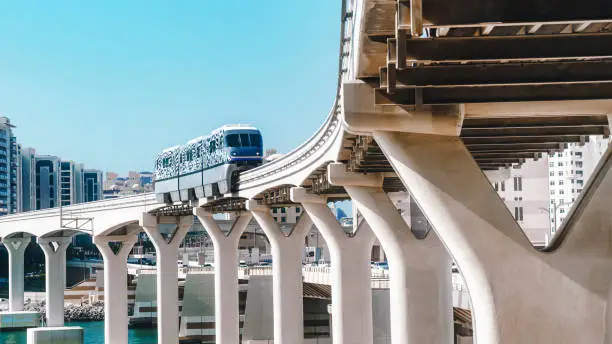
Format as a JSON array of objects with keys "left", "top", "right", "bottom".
[
  {"left": 239, "top": 134, "right": 250, "bottom": 146},
  {"left": 226, "top": 134, "right": 240, "bottom": 147},
  {"left": 209, "top": 141, "right": 216, "bottom": 153},
  {"left": 250, "top": 134, "right": 262, "bottom": 147}
]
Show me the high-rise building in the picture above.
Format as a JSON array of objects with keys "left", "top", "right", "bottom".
[
  {"left": 59, "top": 161, "right": 85, "bottom": 206},
  {"left": 488, "top": 157, "right": 551, "bottom": 247},
  {"left": 35, "top": 155, "right": 61, "bottom": 210},
  {"left": 83, "top": 169, "right": 103, "bottom": 203},
  {"left": 548, "top": 136, "right": 609, "bottom": 235},
  {"left": 0, "top": 117, "right": 20, "bottom": 216},
  {"left": 19, "top": 147, "right": 36, "bottom": 212}
]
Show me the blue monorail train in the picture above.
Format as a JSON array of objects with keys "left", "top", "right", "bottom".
[{"left": 154, "top": 124, "right": 263, "bottom": 203}]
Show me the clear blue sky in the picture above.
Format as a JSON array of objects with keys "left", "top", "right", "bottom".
[{"left": 0, "top": 1, "right": 341, "bottom": 175}]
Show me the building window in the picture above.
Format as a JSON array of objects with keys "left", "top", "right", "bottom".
[
  {"left": 494, "top": 182, "right": 499, "bottom": 191},
  {"left": 549, "top": 171, "right": 554, "bottom": 177},
  {"left": 576, "top": 170, "right": 583, "bottom": 176},
  {"left": 549, "top": 162, "right": 554, "bottom": 167},
  {"left": 559, "top": 180, "right": 564, "bottom": 186},
  {"left": 550, "top": 190, "right": 555, "bottom": 195},
  {"left": 575, "top": 152, "right": 583, "bottom": 158},
  {"left": 560, "top": 208, "right": 565, "bottom": 214},
  {"left": 577, "top": 179, "right": 583, "bottom": 185},
  {"left": 577, "top": 189, "right": 583, "bottom": 193},
  {"left": 514, "top": 207, "right": 524, "bottom": 221},
  {"left": 501, "top": 181, "right": 505, "bottom": 191},
  {"left": 281, "top": 207, "right": 286, "bottom": 214},
  {"left": 557, "top": 162, "right": 563, "bottom": 167},
  {"left": 559, "top": 190, "right": 564, "bottom": 195},
  {"left": 281, "top": 217, "right": 286, "bottom": 223},
  {"left": 273, "top": 208, "right": 278, "bottom": 214},
  {"left": 296, "top": 207, "right": 301, "bottom": 213},
  {"left": 513, "top": 177, "right": 522, "bottom": 191},
  {"left": 558, "top": 171, "right": 563, "bottom": 176}
]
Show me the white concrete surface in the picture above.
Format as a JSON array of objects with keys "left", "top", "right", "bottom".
[
  {"left": 3, "top": 236, "right": 30, "bottom": 312},
  {"left": 247, "top": 200, "right": 312, "bottom": 344},
  {"left": 292, "top": 187, "right": 375, "bottom": 344},
  {"left": 141, "top": 214, "right": 193, "bottom": 344},
  {"left": 94, "top": 235, "right": 138, "bottom": 344},
  {"left": 27, "top": 326, "right": 83, "bottom": 344},
  {"left": 38, "top": 236, "right": 71, "bottom": 328}
]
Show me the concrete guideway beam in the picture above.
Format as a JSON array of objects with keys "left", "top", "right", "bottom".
[
  {"left": 341, "top": 81, "right": 463, "bottom": 136},
  {"left": 93, "top": 235, "right": 138, "bottom": 344},
  {"left": 328, "top": 163, "right": 453, "bottom": 344},
  {"left": 291, "top": 187, "right": 375, "bottom": 344},
  {"left": 140, "top": 214, "right": 193, "bottom": 344},
  {"left": 3, "top": 236, "right": 31, "bottom": 312},
  {"left": 194, "top": 209, "right": 253, "bottom": 344},
  {"left": 37, "top": 236, "right": 72, "bottom": 328},
  {"left": 246, "top": 200, "right": 312, "bottom": 344},
  {"left": 373, "top": 131, "right": 612, "bottom": 343}
]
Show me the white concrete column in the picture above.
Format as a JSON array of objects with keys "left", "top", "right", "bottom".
[
  {"left": 140, "top": 214, "right": 193, "bottom": 344},
  {"left": 194, "top": 209, "right": 252, "bottom": 344},
  {"left": 291, "top": 187, "right": 375, "bottom": 344},
  {"left": 328, "top": 163, "right": 453, "bottom": 344},
  {"left": 371, "top": 131, "right": 612, "bottom": 344},
  {"left": 246, "top": 200, "right": 312, "bottom": 344},
  {"left": 38, "top": 236, "right": 72, "bottom": 328},
  {"left": 3, "top": 236, "right": 31, "bottom": 312},
  {"left": 93, "top": 235, "right": 138, "bottom": 344}
]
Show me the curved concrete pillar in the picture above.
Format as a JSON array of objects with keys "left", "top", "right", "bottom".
[
  {"left": 3, "top": 236, "right": 31, "bottom": 312},
  {"left": 291, "top": 187, "right": 375, "bottom": 344},
  {"left": 195, "top": 209, "right": 253, "bottom": 344},
  {"left": 373, "top": 131, "right": 612, "bottom": 344},
  {"left": 38, "top": 236, "right": 72, "bottom": 328},
  {"left": 328, "top": 164, "right": 453, "bottom": 344},
  {"left": 246, "top": 200, "right": 312, "bottom": 344},
  {"left": 140, "top": 214, "right": 193, "bottom": 344},
  {"left": 93, "top": 235, "right": 138, "bottom": 344}
]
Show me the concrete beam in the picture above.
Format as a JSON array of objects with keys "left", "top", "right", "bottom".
[
  {"left": 327, "top": 163, "right": 384, "bottom": 188},
  {"left": 342, "top": 81, "right": 462, "bottom": 136}
]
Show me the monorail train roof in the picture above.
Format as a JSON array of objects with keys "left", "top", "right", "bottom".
[{"left": 161, "top": 145, "right": 181, "bottom": 153}]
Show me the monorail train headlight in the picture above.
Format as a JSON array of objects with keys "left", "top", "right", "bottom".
[
  {"left": 232, "top": 152, "right": 237, "bottom": 156},
  {"left": 256, "top": 152, "right": 260, "bottom": 155}
]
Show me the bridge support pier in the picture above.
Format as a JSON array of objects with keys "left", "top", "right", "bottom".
[
  {"left": 93, "top": 235, "right": 138, "bottom": 344},
  {"left": 3, "top": 236, "right": 31, "bottom": 312},
  {"left": 195, "top": 209, "right": 253, "bottom": 344},
  {"left": 373, "top": 131, "right": 612, "bottom": 343},
  {"left": 247, "top": 200, "right": 312, "bottom": 344},
  {"left": 141, "top": 214, "right": 193, "bottom": 344},
  {"left": 291, "top": 187, "right": 375, "bottom": 344},
  {"left": 328, "top": 163, "right": 453, "bottom": 344},
  {"left": 38, "top": 236, "right": 72, "bottom": 328}
]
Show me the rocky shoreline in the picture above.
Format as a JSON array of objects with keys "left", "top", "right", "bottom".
[{"left": 24, "top": 301, "right": 105, "bottom": 322}]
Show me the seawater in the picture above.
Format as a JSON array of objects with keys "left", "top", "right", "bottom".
[{"left": 0, "top": 321, "right": 157, "bottom": 343}]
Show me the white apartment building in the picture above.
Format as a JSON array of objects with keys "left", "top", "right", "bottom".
[
  {"left": 489, "top": 157, "right": 551, "bottom": 247},
  {"left": 548, "top": 135, "right": 609, "bottom": 235}
]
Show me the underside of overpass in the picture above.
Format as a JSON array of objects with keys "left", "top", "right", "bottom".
[{"left": 342, "top": 0, "right": 612, "bottom": 172}]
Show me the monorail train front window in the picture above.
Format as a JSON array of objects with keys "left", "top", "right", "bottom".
[
  {"left": 226, "top": 134, "right": 240, "bottom": 147},
  {"left": 250, "top": 134, "right": 262, "bottom": 147},
  {"left": 239, "top": 134, "right": 250, "bottom": 146}
]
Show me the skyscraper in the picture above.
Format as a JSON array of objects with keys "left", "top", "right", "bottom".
[
  {"left": 35, "top": 155, "right": 61, "bottom": 210},
  {"left": 19, "top": 147, "right": 36, "bottom": 212},
  {"left": 548, "top": 135, "right": 610, "bottom": 234},
  {"left": 83, "top": 169, "right": 103, "bottom": 203},
  {"left": 0, "top": 117, "right": 20, "bottom": 216}
]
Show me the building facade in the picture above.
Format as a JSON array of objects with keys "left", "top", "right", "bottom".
[
  {"left": 489, "top": 157, "right": 551, "bottom": 247},
  {"left": 0, "top": 117, "right": 19, "bottom": 215},
  {"left": 548, "top": 135, "right": 610, "bottom": 235},
  {"left": 83, "top": 169, "right": 103, "bottom": 203},
  {"left": 19, "top": 147, "right": 36, "bottom": 212},
  {"left": 35, "top": 155, "right": 61, "bottom": 210}
]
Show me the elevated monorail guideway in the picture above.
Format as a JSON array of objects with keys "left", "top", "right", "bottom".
[{"left": 351, "top": 0, "right": 612, "bottom": 171}]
